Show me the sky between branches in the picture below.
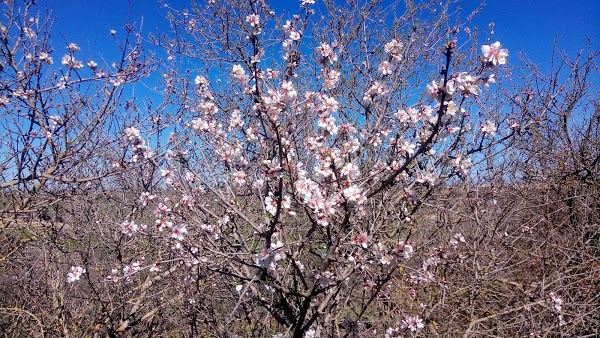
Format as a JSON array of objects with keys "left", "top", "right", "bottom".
[{"left": 45, "top": 0, "right": 598, "bottom": 68}]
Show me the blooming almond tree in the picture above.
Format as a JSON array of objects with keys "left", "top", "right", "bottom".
[{"left": 106, "top": 0, "right": 518, "bottom": 336}]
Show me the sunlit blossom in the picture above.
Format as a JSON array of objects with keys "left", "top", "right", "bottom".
[
  {"left": 379, "top": 60, "right": 392, "bottom": 75},
  {"left": 232, "top": 170, "right": 248, "bottom": 186},
  {"left": 61, "top": 55, "right": 83, "bottom": 69},
  {"left": 39, "top": 51, "right": 53, "bottom": 64},
  {"left": 121, "top": 220, "right": 139, "bottom": 236},
  {"left": 480, "top": 120, "right": 497, "bottom": 135},
  {"left": 343, "top": 185, "right": 366, "bottom": 205},
  {"left": 66, "top": 266, "right": 86, "bottom": 283},
  {"left": 265, "top": 193, "right": 278, "bottom": 216},
  {"left": 402, "top": 315, "right": 425, "bottom": 332},
  {"left": 67, "top": 43, "right": 80, "bottom": 52},
  {"left": 317, "top": 43, "right": 337, "bottom": 63},
  {"left": 425, "top": 80, "right": 440, "bottom": 101},
  {"left": 452, "top": 155, "right": 472, "bottom": 174},
  {"left": 246, "top": 14, "right": 260, "bottom": 27},
  {"left": 353, "top": 233, "right": 369, "bottom": 248},
  {"left": 289, "top": 30, "right": 301, "bottom": 41},
  {"left": 123, "top": 261, "right": 141, "bottom": 278},
  {"left": 171, "top": 224, "right": 188, "bottom": 241},
  {"left": 481, "top": 41, "right": 508, "bottom": 66},
  {"left": 384, "top": 38, "right": 403, "bottom": 61}
]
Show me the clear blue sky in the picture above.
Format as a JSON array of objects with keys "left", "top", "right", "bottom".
[
  {"left": 45, "top": 0, "right": 599, "bottom": 72},
  {"left": 471, "top": 0, "right": 599, "bottom": 65}
]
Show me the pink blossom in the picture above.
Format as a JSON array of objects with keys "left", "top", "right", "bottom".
[
  {"left": 123, "top": 261, "right": 141, "bottom": 278},
  {"left": 246, "top": 14, "right": 260, "bottom": 27},
  {"left": 265, "top": 193, "right": 278, "bottom": 216},
  {"left": 445, "top": 100, "right": 463, "bottom": 116},
  {"left": 395, "top": 241, "right": 414, "bottom": 259},
  {"left": 447, "top": 126, "right": 460, "bottom": 134},
  {"left": 281, "top": 81, "right": 297, "bottom": 99},
  {"left": 155, "top": 217, "right": 173, "bottom": 232},
  {"left": 548, "top": 292, "right": 564, "bottom": 312},
  {"left": 120, "top": 220, "right": 139, "bottom": 236},
  {"left": 363, "top": 82, "right": 388, "bottom": 103},
  {"left": 384, "top": 327, "right": 402, "bottom": 338},
  {"left": 66, "top": 266, "right": 86, "bottom": 283},
  {"left": 395, "top": 107, "right": 419, "bottom": 124},
  {"left": 246, "top": 126, "right": 259, "bottom": 141},
  {"left": 231, "top": 64, "right": 249, "bottom": 84},
  {"left": 67, "top": 43, "right": 80, "bottom": 52},
  {"left": 318, "top": 116, "right": 338, "bottom": 135},
  {"left": 320, "top": 95, "right": 339, "bottom": 113},
  {"left": 480, "top": 120, "right": 497, "bottom": 135},
  {"left": 322, "top": 69, "right": 341, "bottom": 89},
  {"left": 400, "top": 140, "right": 416, "bottom": 156},
  {"left": 124, "top": 127, "right": 140, "bottom": 141},
  {"left": 139, "top": 192, "right": 156, "bottom": 206},
  {"left": 22, "top": 27, "right": 36, "bottom": 38},
  {"left": 458, "top": 82, "right": 481, "bottom": 97},
  {"left": 425, "top": 80, "right": 440, "bottom": 101},
  {"left": 289, "top": 30, "right": 301, "bottom": 41},
  {"left": 379, "top": 61, "right": 392, "bottom": 75},
  {"left": 384, "top": 39, "right": 403, "bottom": 61},
  {"left": 256, "top": 240, "right": 286, "bottom": 271},
  {"left": 340, "top": 162, "right": 360, "bottom": 179},
  {"left": 194, "top": 75, "right": 208, "bottom": 86},
  {"left": 245, "top": 14, "right": 262, "bottom": 35},
  {"left": 402, "top": 315, "right": 425, "bottom": 332},
  {"left": 180, "top": 195, "right": 195, "bottom": 207},
  {"left": 266, "top": 68, "right": 280, "bottom": 79},
  {"left": 232, "top": 170, "right": 248, "bottom": 186},
  {"left": 481, "top": 41, "right": 508, "bottom": 66},
  {"left": 282, "top": 195, "right": 292, "bottom": 210},
  {"left": 161, "top": 169, "right": 175, "bottom": 185},
  {"left": 452, "top": 155, "right": 472, "bottom": 174},
  {"left": 380, "top": 254, "right": 393, "bottom": 265},
  {"left": 353, "top": 233, "right": 369, "bottom": 248},
  {"left": 317, "top": 43, "right": 337, "bottom": 63},
  {"left": 61, "top": 55, "right": 83, "bottom": 69},
  {"left": 154, "top": 203, "right": 171, "bottom": 217},
  {"left": 416, "top": 169, "right": 437, "bottom": 185},
  {"left": 229, "top": 109, "right": 244, "bottom": 130},
  {"left": 39, "top": 52, "right": 53, "bottom": 64},
  {"left": 482, "top": 73, "right": 496, "bottom": 88},
  {"left": 48, "top": 115, "right": 61, "bottom": 128},
  {"left": 343, "top": 185, "right": 366, "bottom": 205},
  {"left": 450, "top": 233, "right": 466, "bottom": 248},
  {"left": 171, "top": 224, "right": 188, "bottom": 241}
]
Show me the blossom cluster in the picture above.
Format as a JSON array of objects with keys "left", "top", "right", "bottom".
[
  {"left": 123, "top": 127, "right": 152, "bottom": 162},
  {"left": 548, "top": 292, "right": 566, "bottom": 326},
  {"left": 61, "top": 43, "right": 84, "bottom": 69},
  {"left": 66, "top": 266, "right": 86, "bottom": 283},
  {"left": 385, "top": 315, "right": 425, "bottom": 337},
  {"left": 256, "top": 239, "right": 286, "bottom": 271}
]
